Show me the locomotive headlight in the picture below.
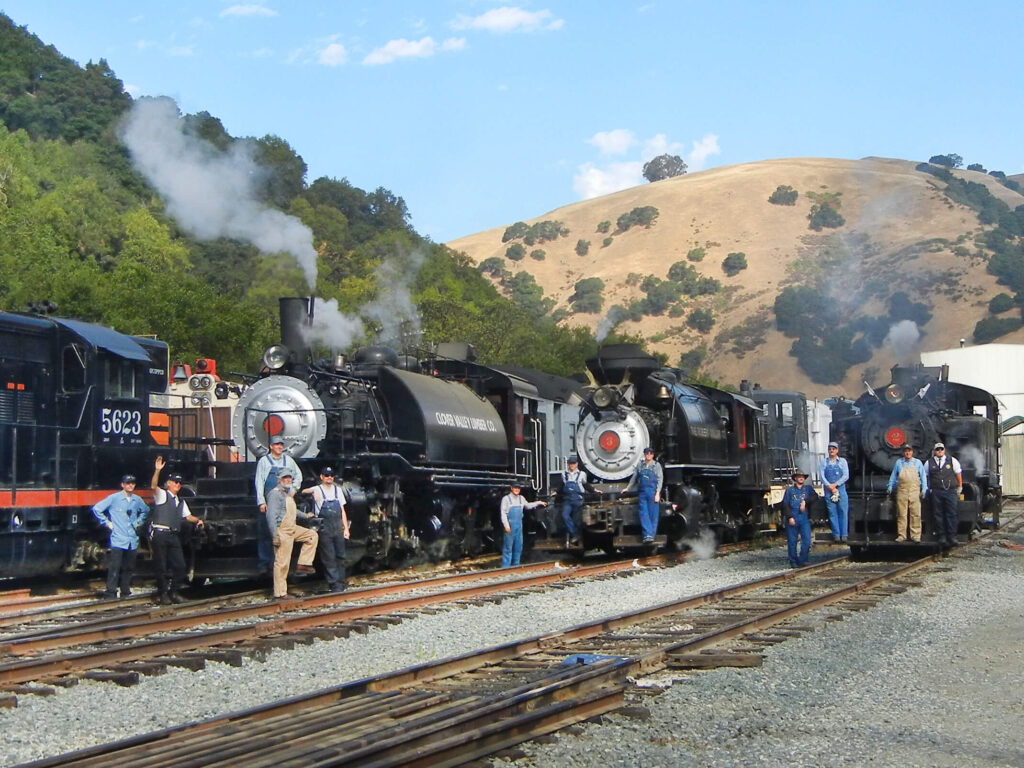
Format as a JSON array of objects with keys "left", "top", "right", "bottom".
[
  {"left": 262, "top": 344, "right": 290, "bottom": 371},
  {"left": 188, "top": 374, "right": 202, "bottom": 391},
  {"left": 592, "top": 386, "right": 618, "bottom": 409},
  {"left": 884, "top": 385, "right": 905, "bottom": 404}
]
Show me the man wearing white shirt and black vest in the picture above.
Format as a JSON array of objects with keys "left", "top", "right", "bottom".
[
  {"left": 928, "top": 442, "right": 963, "bottom": 549},
  {"left": 150, "top": 456, "right": 204, "bottom": 604}
]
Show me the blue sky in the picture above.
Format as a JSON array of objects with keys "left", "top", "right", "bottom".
[{"left": 2, "top": 1, "right": 1022, "bottom": 243}]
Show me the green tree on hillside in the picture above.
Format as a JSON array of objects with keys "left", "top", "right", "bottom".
[{"left": 642, "top": 154, "right": 687, "bottom": 182}]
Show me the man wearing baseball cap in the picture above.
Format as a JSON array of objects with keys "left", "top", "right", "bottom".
[
  {"left": 91, "top": 473, "right": 151, "bottom": 599},
  {"left": 819, "top": 441, "right": 850, "bottom": 544},
  {"left": 928, "top": 442, "right": 963, "bottom": 549},
  {"left": 266, "top": 466, "right": 318, "bottom": 598},
  {"left": 254, "top": 435, "right": 300, "bottom": 575},
  {"left": 150, "top": 456, "right": 205, "bottom": 604}
]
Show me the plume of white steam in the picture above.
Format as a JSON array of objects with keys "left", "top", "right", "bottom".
[
  {"left": 596, "top": 306, "right": 627, "bottom": 342},
  {"left": 683, "top": 527, "right": 719, "bottom": 560},
  {"left": 362, "top": 250, "right": 426, "bottom": 347},
  {"left": 118, "top": 97, "right": 318, "bottom": 289},
  {"left": 885, "top": 320, "right": 920, "bottom": 362},
  {"left": 303, "top": 298, "right": 365, "bottom": 350}
]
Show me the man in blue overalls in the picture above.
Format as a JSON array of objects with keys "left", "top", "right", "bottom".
[
  {"left": 500, "top": 483, "right": 546, "bottom": 567},
  {"left": 782, "top": 470, "right": 817, "bottom": 567},
  {"left": 560, "top": 456, "right": 589, "bottom": 546},
  {"left": 302, "top": 466, "right": 350, "bottom": 592},
  {"left": 622, "top": 447, "right": 664, "bottom": 543},
  {"left": 254, "top": 436, "right": 300, "bottom": 574},
  {"left": 819, "top": 441, "right": 850, "bottom": 544}
]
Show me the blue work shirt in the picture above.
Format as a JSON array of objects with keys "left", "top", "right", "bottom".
[
  {"left": 782, "top": 484, "right": 817, "bottom": 518},
  {"left": 887, "top": 457, "right": 928, "bottom": 494},
  {"left": 819, "top": 457, "right": 850, "bottom": 487},
  {"left": 91, "top": 491, "right": 150, "bottom": 550}
]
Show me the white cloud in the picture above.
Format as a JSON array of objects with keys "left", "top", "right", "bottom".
[
  {"left": 319, "top": 42, "right": 347, "bottom": 66},
  {"left": 573, "top": 161, "right": 643, "bottom": 200},
  {"left": 686, "top": 133, "right": 721, "bottom": 170},
  {"left": 641, "top": 133, "right": 683, "bottom": 160},
  {"left": 451, "top": 6, "right": 564, "bottom": 33},
  {"left": 363, "top": 36, "right": 463, "bottom": 65},
  {"left": 587, "top": 129, "right": 636, "bottom": 156},
  {"left": 220, "top": 4, "right": 277, "bottom": 18}
]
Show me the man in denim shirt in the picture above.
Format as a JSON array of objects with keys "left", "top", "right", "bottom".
[{"left": 91, "top": 474, "right": 150, "bottom": 599}]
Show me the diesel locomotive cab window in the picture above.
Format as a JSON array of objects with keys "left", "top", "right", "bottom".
[
  {"left": 103, "top": 358, "right": 138, "bottom": 400},
  {"left": 61, "top": 344, "right": 86, "bottom": 392},
  {"left": 764, "top": 401, "right": 793, "bottom": 427}
]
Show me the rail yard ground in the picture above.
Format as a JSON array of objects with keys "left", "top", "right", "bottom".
[{"left": 1, "top": 507, "right": 1022, "bottom": 767}]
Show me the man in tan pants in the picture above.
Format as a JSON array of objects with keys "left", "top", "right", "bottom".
[
  {"left": 886, "top": 443, "right": 928, "bottom": 542},
  {"left": 266, "top": 468, "right": 318, "bottom": 598}
]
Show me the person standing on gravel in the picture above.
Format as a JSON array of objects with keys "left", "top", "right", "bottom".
[
  {"left": 927, "top": 442, "right": 962, "bottom": 549},
  {"left": 559, "top": 456, "right": 589, "bottom": 546},
  {"left": 91, "top": 474, "right": 150, "bottom": 599},
  {"left": 301, "top": 466, "right": 350, "bottom": 592},
  {"left": 254, "top": 436, "right": 301, "bottom": 576},
  {"left": 500, "top": 483, "right": 546, "bottom": 567},
  {"left": 266, "top": 467, "right": 318, "bottom": 599},
  {"left": 887, "top": 443, "right": 928, "bottom": 542},
  {"left": 782, "top": 470, "right": 817, "bottom": 567},
  {"left": 150, "top": 457, "right": 205, "bottom": 605},
  {"left": 820, "top": 441, "right": 850, "bottom": 544}
]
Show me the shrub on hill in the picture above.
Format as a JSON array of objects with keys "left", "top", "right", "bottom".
[
  {"left": 575, "top": 239, "right": 590, "bottom": 256},
  {"left": 715, "top": 313, "right": 770, "bottom": 357},
  {"left": 478, "top": 256, "right": 506, "bottom": 276},
  {"left": 530, "top": 249, "right": 546, "bottom": 260},
  {"left": 967, "top": 163, "right": 987, "bottom": 173},
  {"left": 768, "top": 185, "right": 798, "bottom": 205},
  {"left": 602, "top": 237, "right": 614, "bottom": 247},
  {"left": 687, "top": 246, "right": 706, "bottom": 262},
  {"left": 974, "top": 315, "right": 1023, "bottom": 343},
  {"left": 506, "top": 243, "right": 526, "bottom": 261},
  {"left": 616, "top": 206, "right": 659, "bottom": 232},
  {"left": 678, "top": 345, "right": 707, "bottom": 375},
  {"left": 687, "top": 308, "right": 715, "bottom": 333},
  {"left": 988, "top": 293, "right": 1015, "bottom": 314},
  {"left": 808, "top": 202, "right": 845, "bottom": 230},
  {"left": 722, "top": 252, "right": 748, "bottom": 276},
  {"left": 596, "top": 220, "right": 611, "bottom": 233},
  {"left": 569, "top": 277, "right": 604, "bottom": 314},
  {"left": 929, "top": 153, "right": 963, "bottom": 169},
  {"left": 642, "top": 154, "right": 687, "bottom": 182},
  {"left": 502, "top": 220, "right": 569, "bottom": 245}
]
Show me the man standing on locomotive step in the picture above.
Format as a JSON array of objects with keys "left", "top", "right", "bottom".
[
  {"left": 622, "top": 447, "right": 664, "bottom": 544},
  {"left": 266, "top": 467, "right": 318, "bottom": 599},
  {"left": 928, "top": 442, "right": 963, "bottom": 549},
  {"left": 301, "top": 467, "right": 349, "bottom": 592},
  {"left": 91, "top": 474, "right": 150, "bottom": 599},
  {"left": 560, "top": 456, "right": 589, "bottom": 546},
  {"left": 150, "top": 457, "right": 205, "bottom": 604},
  {"left": 782, "top": 470, "right": 817, "bottom": 567},
  {"left": 820, "top": 441, "right": 850, "bottom": 544},
  {"left": 500, "top": 483, "right": 547, "bottom": 567},
  {"left": 886, "top": 443, "right": 928, "bottom": 542},
  {"left": 254, "top": 436, "right": 300, "bottom": 575}
]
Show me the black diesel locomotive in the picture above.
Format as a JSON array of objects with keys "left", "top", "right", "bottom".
[
  {"left": 829, "top": 364, "right": 1002, "bottom": 556},
  {"left": 529, "top": 344, "right": 774, "bottom": 552}
]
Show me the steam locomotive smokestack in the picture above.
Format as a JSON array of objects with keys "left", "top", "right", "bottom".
[{"left": 279, "top": 297, "right": 312, "bottom": 372}]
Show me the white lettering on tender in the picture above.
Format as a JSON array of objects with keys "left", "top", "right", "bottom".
[{"left": 434, "top": 411, "right": 498, "bottom": 432}]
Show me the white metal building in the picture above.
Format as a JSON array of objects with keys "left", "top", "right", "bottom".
[{"left": 920, "top": 343, "right": 1024, "bottom": 494}]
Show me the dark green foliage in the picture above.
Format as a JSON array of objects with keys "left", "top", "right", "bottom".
[
  {"left": 0, "top": 15, "right": 131, "bottom": 143},
  {"left": 665, "top": 260, "right": 720, "bottom": 297},
  {"left": 499, "top": 271, "right": 553, "bottom": 316},
  {"left": 808, "top": 202, "right": 845, "bottom": 230},
  {"left": 715, "top": 314, "right": 770, "bottom": 357},
  {"left": 773, "top": 285, "right": 827, "bottom": 336},
  {"left": 639, "top": 276, "right": 683, "bottom": 315},
  {"left": 686, "top": 308, "right": 715, "bottom": 333},
  {"left": 974, "top": 315, "right": 1023, "bottom": 343},
  {"left": 768, "top": 185, "right": 798, "bottom": 205},
  {"left": 596, "top": 220, "right": 611, "bottom": 234},
  {"left": 928, "top": 154, "right": 963, "bottom": 169},
  {"left": 642, "top": 154, "right": 687, "bottom": 182},
  {"left": 529, "top": 249, "right": 545, "bottom": 260},
  {"left": 687, "top": 246, "right": 706, "bottom": 262},
  {"left": 602, "top": 237, "right": 614, "bottom": 247},
  {"left": 303, "top": 177, "right": 411, "bottom": 249},
  {"left": 253, "top": 135, "right": 307, "bottom": 208},
  {"left": 988, "top": 293, "right": 1014, "bottom": 314},
  {"left": 1004, "top": 179, "right": 1022, "bottom": 193},
  {"left": 678, "top": 345, "right": 707, "bottom": 374},
  {"left": 506, "top": 243, "right": 526, "bottom": 261},
  {"left": 722, "top": 252, "right": 748, "bottom": 276},
  {"left": 502, "top": 219, "right": 569, "bottom": 245},
  {"left": 887, "top": 291, "right": 932, "bottom": 326},
  {"left": 575, "top": 239, "right": 590, "bottom": 256},
  {"left": 916, "top": 162, "right": 954, "bottom": 182},
  {"left": 478, "top": 257, "right": 506, "bottom": 276},
  {"left": 616, "top": 206, "right": 659, "bottom": 232},
  {"left": 569, "top": 277, "right": 604, "bottom": 314},
  {"left": 989, "top": 170, "right": 1007, "bottom": 180},
  {"left": 967, "top": 163, "right": 987, "bottom": 173}
]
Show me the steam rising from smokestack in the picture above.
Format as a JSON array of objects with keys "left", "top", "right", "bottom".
[
  {"left": 596, "top": 306, "right": 627, "bottom": 343},
  {"left": 119, "top": 97, "right": 317, "bottom": 289},
  {"left": 886, "top": 320, "right": 920, "bottom": 362}
]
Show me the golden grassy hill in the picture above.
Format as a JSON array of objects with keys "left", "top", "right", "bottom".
[{"left": 447, "top": 157, "right": 1024, "bottom": 399}]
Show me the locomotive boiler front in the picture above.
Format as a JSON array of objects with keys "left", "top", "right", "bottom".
[{"left": 230, "top": 376, "right": 328, "bottom": 460}]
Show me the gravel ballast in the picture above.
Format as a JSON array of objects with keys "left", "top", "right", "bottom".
[{"left": 2, "top": 536, "right": 1023, "bottom": 767}]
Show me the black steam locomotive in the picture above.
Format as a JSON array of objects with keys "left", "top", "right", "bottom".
[
  {"left": 829, "top": 364, "right": 1002, "bottom": 556},
  {"left": 528, "top": 344, "right": 774, "bottom": 552}
]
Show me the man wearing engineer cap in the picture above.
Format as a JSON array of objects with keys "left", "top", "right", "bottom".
[
  {"left": 91, "top": 473, "right": 151, "bottom": 599},
  {"left": 927, "top": 442, "right": 963, "bottom": 549},
  {"left": 151, "top": 457, "right": 205, "bottom": 604},
  {"left": 622, "top": 447, "right": 664, "bottom": 544},
  {"left": 886, "top": 443, "right": 928, "bottom": 542},
  {"left": 266, "top": 466, "right": 318, "bottom": 599},
  {"left": 782, "top": 470, "right": 817, "bottom": 567},
  {"left": 819, "top": 441, "right": 850, "bottom": 544},
  {"left": 254, "top": 435, "right": 300, "bottom": 575}
]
